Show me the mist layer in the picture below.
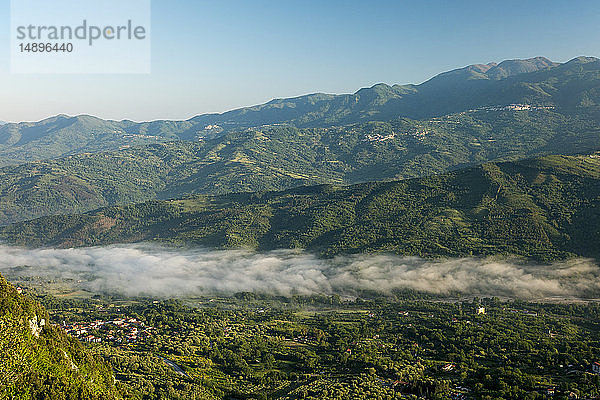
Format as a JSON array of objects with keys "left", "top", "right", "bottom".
[{"left": 0, "top": 244, "right": 599, "bottom": 299}]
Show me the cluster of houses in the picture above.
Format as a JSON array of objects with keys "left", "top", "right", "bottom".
[
  {"left": 362, "top": 102, "right": 554, "bottom": 144},
  {"left": 442, "top": 363, "right": 455, "bottom": 372},
  {"left": 62, "top": 317, "right": 154, "bottom": 344},
  {"left": 120, "top": 133, "right": 156, "bottom": 139},
  {"left": 426, "top": 103, "right": 556, "bottom": 126},
  {"left": 406, "top": 129, "right": 431, "bottom": 141},
  {"left": 291, "top": 335, "right": 319, "bottom": 345},
  {"left": 466, "top": 104, "right": 556, "bottom": 113},
  {"left": 363, "top": 132, "right": 397, "bottom": 142},
  {"left": 362, "top": 127, "right": 432, "bottom": 143}
]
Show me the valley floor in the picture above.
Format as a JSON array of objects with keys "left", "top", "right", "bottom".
[{"left": 16, "top": 284, "right": 600, "bottom": 400}]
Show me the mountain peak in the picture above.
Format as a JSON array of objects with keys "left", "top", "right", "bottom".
[
  {"left": 485, "top": 56, "right": 558, "bottom": 79},
  {"left": 565, "top": 56, "right": 600, "bottom": 65},
  {"left": 419, "top": 56, "right": 559, "bottom": 89},
  {"left": 466, "top": 62, "right": 497, "bottom": 74},
  {"left": 420, "top": 62, "right": 494, "bottom": 87}
]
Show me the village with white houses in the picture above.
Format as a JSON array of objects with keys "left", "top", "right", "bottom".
[
  {"left": 427, "top": 103, "right": 556, "bottom": 123},
  {"left": 362, "top": 103, "right": 557, "bottom": 144},
  {"left": 60, "top": 317, "right": 155, "bottom": 344},
  {"left": 466, "top": 103, "right": 556, "bottom": 113}
]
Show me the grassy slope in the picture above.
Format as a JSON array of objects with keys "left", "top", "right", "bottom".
[
  {"left": 0, "top": 274, "right": 120, "bottom": 399},
  {"left": 3, "top": 154, "right": 599, "bottom": 261}
]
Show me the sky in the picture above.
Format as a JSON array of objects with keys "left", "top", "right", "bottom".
[{"left": 0, "top": 0, "right": 599, "bottom": 122}]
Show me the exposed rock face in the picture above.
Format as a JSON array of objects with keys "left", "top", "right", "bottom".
[{"left": 28, "top": 315, "right": 45, "bottom": 338}]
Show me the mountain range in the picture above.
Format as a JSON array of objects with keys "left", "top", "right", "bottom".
[
  {"left": 188, "top": 56, "right": 599, "bottom": 128},
  {"left": 0, "top": 56, "right": 599, "bottom": 225},
  {"left": 0, "top": 56, "right": 599, "bottom": 166},
  {"left": 0, "top": 106, "right": 599, "bottom": 226}
]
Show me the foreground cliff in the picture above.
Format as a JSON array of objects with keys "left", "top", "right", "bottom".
[{"left": 0, "top": 274, "right": 120, "bottom": 399}]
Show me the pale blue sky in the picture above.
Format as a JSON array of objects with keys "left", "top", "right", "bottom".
[{"left": 1, "top": 0, "right": 599, "bottom": 122}]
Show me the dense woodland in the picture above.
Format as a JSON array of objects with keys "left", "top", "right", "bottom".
[
  {"left": 0, "top": 108, "right": 599, "bottom": 226},
  {"left": 4, "top": 154, "right": 599, "bottom": 262}
]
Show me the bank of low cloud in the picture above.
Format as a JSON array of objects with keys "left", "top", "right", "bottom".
[{"left": 0, "top": 244, "right": 599, "bottom": 299}]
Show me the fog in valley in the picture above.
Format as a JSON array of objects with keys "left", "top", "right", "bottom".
[{"left": 0, "top": 244, "right": 599, "bottom": 299}]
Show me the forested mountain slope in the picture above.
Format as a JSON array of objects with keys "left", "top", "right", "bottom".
[
  {"left": 0, "top": 108, "right": 599, "bottom": 225},
  {"left": 4, "top": 154, "right": 599, "bottom": 261}
]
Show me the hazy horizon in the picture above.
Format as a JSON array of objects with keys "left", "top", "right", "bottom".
[
  {"left": 0, "top": 54, "right": 593, "bottom": 124},
  {"left": 1, "top": 0, "right": 599, "bottom": 122}
]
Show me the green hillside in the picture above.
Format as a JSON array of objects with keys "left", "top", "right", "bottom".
[
  {"left": 0, "top": 274, "right": 119, "bottom": 399},
  {"left": 4, "top": 154, "right": 600, "bottom": 261},
  {"left": 0, "top": 115, "right": 197, "bottom": 166},
  {"left": 0, "top": 107, "right": 599, "bottom": 226},
  {"left": 1, "top": 56, "right": 599, "bottom": 166},
  {"left": 0, "top": 56, "right": 599, "bottom": 227}
]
